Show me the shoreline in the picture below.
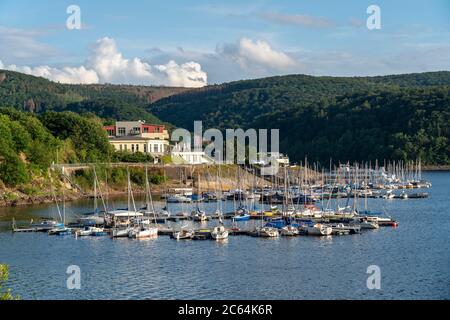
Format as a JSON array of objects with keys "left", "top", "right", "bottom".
[{"left": 422, "top": 165, "right": 450, "bottom": 171}]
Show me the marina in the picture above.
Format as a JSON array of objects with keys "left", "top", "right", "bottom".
[{"left": 1, "top": 171, "right": 449, "bottom": 300}]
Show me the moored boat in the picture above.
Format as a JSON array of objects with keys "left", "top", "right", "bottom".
[
  {"left": 211, "top": 225, "right": 229, "bottom": 240},
  {"left": 128, "top": 225, "right": 158, "bottom": 239},
  {"left": 280, "top": 225, "right": 299, "bottom": 236},
  {"left": 301, "top": 223, "right": 332, "bottom": 236},
  {"left": 171, "top": 228, "right": 194, "bottom": 240},
  {"left": 251, "top": 226, "right": 279, "bottom": 237}
]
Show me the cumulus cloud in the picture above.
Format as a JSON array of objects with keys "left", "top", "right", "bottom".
[
  {"left": 4, "top": 64, "right": 99, "bottom": 84},
  {"left": 86, "top": 37, "right": 154, "bottom": 84},
  {"left": 1, "top": 37, "right": 207, "bottom": 87},
  {"left": 155, "top": 60, "right": 207, "bottom": 87},
  {"left": 218, "top": 38, "right": 298, "bottom": 71}
]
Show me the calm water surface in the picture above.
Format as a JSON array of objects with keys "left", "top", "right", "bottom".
[{"left": 0, "top": 172, "right": 449, "bottom": 299}]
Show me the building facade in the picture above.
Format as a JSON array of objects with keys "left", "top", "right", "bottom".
[{"left": 104, "top": 120, "right": 170, "bottom": 158}]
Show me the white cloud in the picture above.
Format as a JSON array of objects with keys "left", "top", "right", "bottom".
[
  {"left": 1, "top": 37, "right": 207, "bottom": 87},
  {"left": 237, "top": 38, "right": 297, "bottom": 69},
  {"left": 3, "top": 63, "right": 99, "bottom": 84},
  {"left": 86, "top": 37, "right": 154, "bottom": 84},
  {"left": 155, "top": 60, "right": 207, "bottom": 87},
  {"left": 216, "top": 38, "right": 298, "bottom": 74}
]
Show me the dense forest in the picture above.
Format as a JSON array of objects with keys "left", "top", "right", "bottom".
[
  {"left": 0, "top": 69, "right": 188, "bottom": 124},
  {"left": 1, "top": 69, "right": 449, "bottom": 167},
  {"left": 0, "top": 108, "right": 114, "bottom": 186},
  {"left": 149, "top": 72, "right": 450, "bottom": 165},
  {"left": 0, "top": 108, "right": 161, "bottom": 190}
]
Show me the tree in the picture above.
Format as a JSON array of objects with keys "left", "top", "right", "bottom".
[{"left": 0, "top": 264, "right": 19, "bottom": 300}]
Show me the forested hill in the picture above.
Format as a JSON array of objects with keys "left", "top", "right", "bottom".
[
  {"left": 148, "top": 72, "right": 450, "bottom": 129},
  {"left": 149, "top": 72, "right": 450, "bottom": 165},
  {"left": 0, "top": 69, "right": 190, "bottom": 123},
  {"left": 1, "top": 69, "right": 449, "bottom": 165}
]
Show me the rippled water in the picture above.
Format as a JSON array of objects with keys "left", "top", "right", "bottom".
[{"left": 0, "top": 172, "right": 449, "bottom": 300}]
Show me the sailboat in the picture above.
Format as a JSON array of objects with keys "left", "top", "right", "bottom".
[
  {"left": 128, "top": 166, "right": 158, "bottom": 239},
  {"left": 211, "top": 165, "right": 229, "bottom": 241},
  {"left": 110, "top": 169, "right": 142, "bottom": 238},
  {"left": 191, "top": 173, "right": 208, "bottom": 222},
  {"left": 76, "top": 226, "right": 107, "bottom": 237},
  {"left": 76, "top": 168, "right": 106, "bottom": 227},
  {"left": 48, "top": 177, "right": 72, "bottom": 236},
  {"left": 280, "top": 225, "right": 299, "bottom": 236},
  {"left": 232, "top": 167, "right": 250, "bottom": 221},
  {"left": 251, "top": 166, "right": 279, "bottom": 238},
  {"left": 171, "top": 224, "right": 194, "bottom": 240}
]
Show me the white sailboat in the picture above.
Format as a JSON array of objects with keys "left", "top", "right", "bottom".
[
  {"left": 191, "top": 173, "right": 208, "bottom": 222},
  {"left": 280, "top": 225, "right": 299, "bottom": 236},
  {"left": 172, "top": 224, "right": 194, "bottom": 240},
  {"left": 77, "top": 168, "right": 107, "bottom": 226},
  {"left": 48, "top": 178, "right": 72, "bottom": 236},
  {"left": 111, "top": 169, "right": 139, "bottom": 238},
  {"left": 129, "top": 166, "right": 158, "bottom": 239},
  {"left": 211, "top": 165, "right": 229, "bottom": 241}
]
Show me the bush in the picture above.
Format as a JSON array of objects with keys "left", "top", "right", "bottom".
[
  {"left": 0, "top": 264, "right": 19, "bottom": 300},
  {"left": 113, "top": 151, "right": 154, "bottom": 163}
]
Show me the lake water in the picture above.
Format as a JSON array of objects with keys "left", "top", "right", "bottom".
[{"left": 0, "top": 172, "right": 449, "bottom": 300}]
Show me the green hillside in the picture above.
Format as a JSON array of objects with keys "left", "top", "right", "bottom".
[
  {"left": 0, "top": 69, "right": 189, "bottom": 123},
  {"left": 1, "top": 69, "right": 449, "bottom": 165},
  {"left": 149, "top": 72, "right": 450, "bottom": 165}
]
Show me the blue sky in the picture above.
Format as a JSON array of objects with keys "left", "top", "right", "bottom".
[{"left": 0, "top": 0, "right": 449, "bottom": 86}]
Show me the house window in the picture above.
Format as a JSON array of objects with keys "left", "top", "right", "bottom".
[
  {"left": 136, "top": 144, "right": 139, "bottom": 152},
  {"left": 118, "top": 127, "right": 126, "bottom": 136},
  {"left": 143, "top": 127, "right": 149, "bottom": 133},
  {"left": 132, "top": 127, "right": 140, "bottom": 134},
  {"left": 144, "top": 144, "right": 147, "bottom": 153},
  {"left": 124, "top": 144, "right": 127, "bottom": 151},
  {"left": 119, "top": 144, "right": 122, "bottom": 151},
  {"left": 131, "top": 144, "right": 135, "bottom": 153},
  {"left": 154, "top": 144, "right": 158, "bottom": 152}
]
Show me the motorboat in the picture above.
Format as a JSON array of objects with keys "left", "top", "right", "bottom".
[{"left": 301, "top": 223, "right": 332, "bottom": 236}]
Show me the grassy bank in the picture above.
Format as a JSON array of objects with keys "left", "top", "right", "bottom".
[{"left": 0, "top": 164, "right": 270, "bottom": 207}]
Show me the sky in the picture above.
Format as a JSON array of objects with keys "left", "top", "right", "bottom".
[{"left": 0, "top": 0, "right": 449, "bottom": 87}]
